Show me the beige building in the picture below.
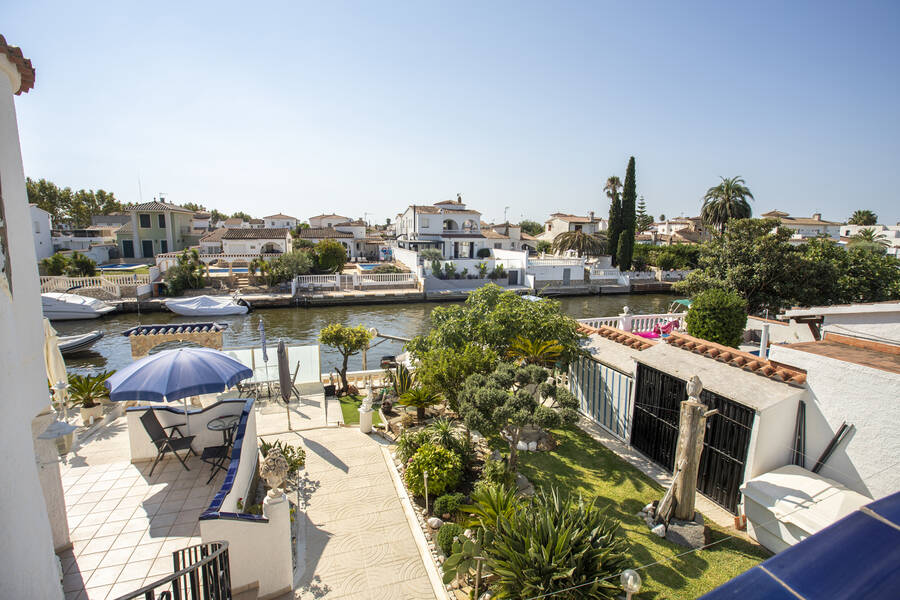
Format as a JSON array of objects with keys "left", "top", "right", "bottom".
[
  {"left": 220, "top": 227, "right": 293, "bottom": 254},
  {"left": 762, "top": 210, "right": 842, "bottom": 241},
  {"left": 537, "top": 212, "right": 607, "bottom": 243},
  {"left": 309, "top": 213, "right": 349, "bottom": 229}
]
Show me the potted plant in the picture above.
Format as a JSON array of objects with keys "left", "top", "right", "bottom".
[{"left": 69, "top": 371, "right": 113, "bottom": 425}]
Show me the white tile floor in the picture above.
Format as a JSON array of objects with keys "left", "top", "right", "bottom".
[{"left": 59, "top": 455, "right": 223, "bottom": 600}]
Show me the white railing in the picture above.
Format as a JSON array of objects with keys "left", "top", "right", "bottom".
[
  {"left": 155, "top": 252, "right": 281, "bottom": 267},
  {"left": 294, "top": 272, "right": 419, "bottom": 292},
  {"left": 294, "top": 274, "right": 341, "bottom": 290},
  {"left": 320, "top": 366, "right": 417, "bottom": 389},
  {"left": 529, "top": 258, "right": 584, "bottom": 266},
  {"left": 578, "top": 312, "right": 685, "bottom": 333},
  {"left": 657, "top": 269, "right": 692, "bottom": 282},
  {"left": 39, "top": 275, "right": 150, "bottom": 297},
  {"left": 358, "top": 273, "right": 418, "bottom": 287},
  {"left": 622, "top": 271, "right": 656, "bottom": 280},
  {"left": 590, "top": 267, "right": 621, "bottom": 280}
]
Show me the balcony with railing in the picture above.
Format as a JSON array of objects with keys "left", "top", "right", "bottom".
[{"left": 114, "top": 541, "right": 231, "bottom": 600}]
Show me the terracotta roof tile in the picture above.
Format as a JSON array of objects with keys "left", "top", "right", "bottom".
[
  {"left": 665, "top": 332, "right": 807, "bottom": 386},
  {"left": 128, "top": 200, "right": 193, "bottom": 213},
  {"left": 577, "top": 324, "right": 658, "bottom": 350},
  {"left": 0, "top": 35, "right": 35, "bottom": 95},
  {"left": 221, "top": 228, "right": 291, "bottom": 240},
  {"left": 297, "top": 227, "right": 353, "bottom": 239}
]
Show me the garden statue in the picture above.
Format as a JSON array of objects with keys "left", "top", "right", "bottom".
[{"left": 260, "top": 448, "right": 289, "bottom": 497}]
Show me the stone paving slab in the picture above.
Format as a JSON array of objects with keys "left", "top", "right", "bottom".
[{"left": 263, "top": 428, "right": 437, "bottom": 600}]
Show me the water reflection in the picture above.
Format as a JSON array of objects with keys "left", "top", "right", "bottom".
[{"left": 54, "top": 294, "right": 673, "bottom": 376}]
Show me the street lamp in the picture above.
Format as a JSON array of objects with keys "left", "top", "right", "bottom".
[
  {"left": 53, "top": 380, "right": 69, "bottom": 421},
  {"left": 423, "top": 470, "right": 429, "bottom": 514}
]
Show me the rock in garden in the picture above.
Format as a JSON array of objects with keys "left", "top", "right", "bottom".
[
  {"left": 427, "top": 517, "right": 444, "bottom": 529},
  {"left": 527, "top": 441, "right": 537, "bottom": 451},
  {"left": 470, "top": 430, "right": 484, "bottom": 442},
  {"left": 651, "top": 523, "right": 666, "bottom": 537},
  {"left": 490, "top": 449, "right": 502, "bottom": 461},
  {"left": 665, "top": 513, "right": 708, "bottom": 549},
  {"left": 516, "top": 441, "right": 528, "bottom": 451}
]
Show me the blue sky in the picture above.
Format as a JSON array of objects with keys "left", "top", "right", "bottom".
[{"left": 4, "top": 1, "right": 899, "bottom": 225}]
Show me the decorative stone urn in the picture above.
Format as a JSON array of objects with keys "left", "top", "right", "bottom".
[{"left": 260, "top": 449, "right": 289, "bottom": 498}]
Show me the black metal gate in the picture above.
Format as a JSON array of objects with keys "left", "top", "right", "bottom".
[{"left": 631, "top": 364, "right": 755, "bottom": 514}]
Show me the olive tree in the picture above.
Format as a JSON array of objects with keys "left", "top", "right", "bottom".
[{"left": 318, "top": 324, "right": 372, "bottom": 392}]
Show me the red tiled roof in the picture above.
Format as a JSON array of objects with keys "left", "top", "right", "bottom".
[
  {"left": 481, "top": 229, "right": 508, "bottom": 239},
  {"left": 0, "top": 35, "right": 35, "bottom": 95},
  {"left": 200, "top": 228, "right": 227, "bottom": 242},
  {"left": 297, "top": 227, "right": 353, "bottom": 239},
  {"left": 221, "top": 228, "right": 290, "bottom": 240},
  {"left": 549, "top": 213, "right": 598, "bottom": 223},
  {"left": 128, "top": 200, "right": 193, "bottom": 213},
  {"left": 264, "top": 213, "right": 298, "bottom": 220},
  {"left": 665, "top": 332, "right": 807, "bottom": 386},
  {"left": 577, "top": 324, "right": 658, "bottom": 350}
]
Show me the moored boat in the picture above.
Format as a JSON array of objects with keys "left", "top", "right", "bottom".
[
  {"left": 58, "top": 330, "right": 104, "bottom": 355},
  {"left": 41, "top": 292, "right": 116, "bottom": 320},
  {"left": 164, "top": 295, "right": 250, "bottom": 317}
]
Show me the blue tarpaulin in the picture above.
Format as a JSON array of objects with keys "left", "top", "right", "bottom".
[{"left": 700, "top": 491, "right": 900, "bottom": 599}]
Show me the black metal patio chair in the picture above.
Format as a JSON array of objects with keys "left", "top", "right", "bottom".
[
  {"left": 139, "top": 410, "right": 197, "bottom": 476},
  {"left": 200, "top": 445, "right": 231, "bottom": 484}
]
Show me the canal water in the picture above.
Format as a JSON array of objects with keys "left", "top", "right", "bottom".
[{"left": 55, "top": 294, "right": 674, "bottom": 377}]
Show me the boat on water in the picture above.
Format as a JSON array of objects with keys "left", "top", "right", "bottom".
[
  {"left": 41, "top": 292, "right": 116, "bottom": 320},
  {"left": 164, "top": 295, "right": 250, "bottom": 317},
  {"left": 58, "top": 330, "right": 104, "bottom": 355}
]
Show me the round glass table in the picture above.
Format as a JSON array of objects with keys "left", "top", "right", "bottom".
[{"left": 207, "top": 414, "right": 240, "bottom": 445}]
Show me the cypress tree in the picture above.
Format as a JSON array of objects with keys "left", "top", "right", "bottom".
[{"left": 618, "top": 156, "right": 637, "bottom": 270}]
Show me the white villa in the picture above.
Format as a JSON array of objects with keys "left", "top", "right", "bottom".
[
  {"left": 220, "top": 227, "right": 293, "bottom": 254},
  {"left": 220, "top": 217, "right": 249, "bottom": 229},
  {"left": 839, "top": 223, "right": 900, "bottom": 257},
  {"left": 394, "top": 196, "right": 492, "bottom": 259},
  {"left": 481, "top": 222, "right": 538, "bottom": 253},
  {"left": 30, "top": 203, "right": 53, "bottom": 259},
  {"left": 297, "top": 219, "right": 390, "bottom": 260},
  {"left": 308, "top": 213, "right": 349, "bottom": 229},
  {"left": 762, "top": 210, "right": 842, "bottom": 241},
  {"left": 191, "top": 211, "right": 212, "bottom": 230},
  {"left": 536, "top": 212, "right": 607, "bottom": 244},
  {"left": 264, "top": 213, "right": 299, "bottom": 229}
]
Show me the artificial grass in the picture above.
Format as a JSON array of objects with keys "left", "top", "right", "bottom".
[
  {"left": 499, "top": 426, "right": 770, "bottom": 599},
  {"left": 338, "top": 394, "right": 382, "bottom": 427}
]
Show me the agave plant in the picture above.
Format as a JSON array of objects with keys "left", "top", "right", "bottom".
[
  {"left": 385, "top": 363, "right": 415, "bottom": 398},
  {"left": 68, "top": 371, "right": 113, "bottom": 409},
  {"left": 484, "top": 488, "right": 629, "bottom": 599},
  {"left": 458, "top": 482, "right": 519, "bottom": 530}
]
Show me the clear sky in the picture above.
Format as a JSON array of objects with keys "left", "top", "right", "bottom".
[{"left": 4, "top": 1, "right": 899, "bottom": 225}]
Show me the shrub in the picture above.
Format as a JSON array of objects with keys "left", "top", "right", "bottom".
[
  {"left": 460, "top": 267, "right": 468, "bottom": 278},
  {"left": 478, "top": 457, "right": 515, "bottom": 489},
  {"left": 405, "top": 443, "right": 462, "bottom": 497},
  {"left": 314, "top": 239, "right": 347, "bottom": 273},
  {"left": 41, "top": 253, "right": 69, "bottom": 276},
  {"left": 437, "top": 522, "right": 464, "bottom": 556},
  {"left": 434, "top": 492, "right": 465, "bottom": 517},
  {"left": 398, "top": 386, "right": 442, "bottom": 422},
  {"left": 372, "top": 264, "right": 402, "bottom": 273},
  {"left": 396, "top": 428, "right": 428, "bottom": 463},
  {"left": 630, "top": 254, "right": 648, "bottom": 272},
  {"left": 482, "top": 488, "right": 629, "bottom": 599},
  {"left": 164, "top": 250, "right": 205, "bottom": 296},
  {"left": 420, "top": 248, "right": 442, "bottom": 261},
  {"left": 685, "top": 288, "right": 748, "bottom": 348},
  {"left": 477, "top": 262, "right": 488, "bottom": 278},
  {"left": 476, "top": 248, "right": 491, "bottom": 258},
  {"left": 443, "top": 262, "right": 456, "bottom": 279},
  {"left": 66, "top": 252, "right": 97, "bottom": 276},
  {"left": 490, "top": 264, "right": 506, "bottom": 280},
  {"left": 68, "top": 371, "right": 113, "bottom": 408},
  {"left": 430, "top": 259, "right": 442, "bottom": 278},
  {"left": 655, "top": 250, "right": 678, "bottom": 271},
  {"left": 259, "top": 439, "right": 306, "bottom": 478},
  {"left": 400, "top": 412, "right": 415, "bottom": 428},
  {"left": 260, "top": 251, "right": 313, "bottom": 286},
  {"left": 536, "top": 240, "right": 552, "bottom": 254}
]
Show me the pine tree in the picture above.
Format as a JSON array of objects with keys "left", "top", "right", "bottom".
[
  {"left": 618, "top": 157, "right": 637, "bottom": 270},
  {"left": 604, "top": 176, "right": 623, "bottom": 266},
  {"left": 636, "top": 196, "right": 653, "bottom": 232}
]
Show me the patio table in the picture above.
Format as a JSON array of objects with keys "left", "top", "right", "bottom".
[{"left": 207, "top": 414, "right": 240, "bottom": 446}]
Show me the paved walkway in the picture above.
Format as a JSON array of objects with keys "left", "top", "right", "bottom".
[{"left": 263, "top": 428, "right": 437, "bottom": 600}]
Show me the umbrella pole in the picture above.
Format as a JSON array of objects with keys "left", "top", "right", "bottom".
[{"left": 183, "top": 398, "right": 191, "bottom": 436}]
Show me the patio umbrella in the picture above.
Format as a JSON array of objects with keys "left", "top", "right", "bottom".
[
  {"left": 105, "top": 347, "right": 252, "bottom": 434},
  {"left": 277, "top": 339, "right": 292, "bottom": 430},
  {"left": 42, "top": 318, "right": 69, "bottom": 416}
]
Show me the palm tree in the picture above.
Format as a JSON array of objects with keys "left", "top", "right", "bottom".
[
  {"left": 848, "top": 209, "right": 878, "bottom": 226},
  {"left": 604, "top": 176, "right": 622, "bottom": 202},
  {"left": 850, "top": 228, "right": 890, "bottom": 247},
  {"left": 551, "top": 230, "right": 607, "bottom": 257},
  {"left": 398, "top": 386, "right": 442, "bottom": 421},
  {"left": 701, "top": 176, "right": 754, "bottom": 234},
  {"left": 506, "top": 337, "right": 563, "bottom": 367}
]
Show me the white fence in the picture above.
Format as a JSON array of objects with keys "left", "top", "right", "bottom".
[
  {"left": 590, "top": 267, "right": 621, "bottom": 280},
  {"left": 40, "top": 274, "right": 151, "bottom": 297},
  {"left": 293, "top": 272, "right": 419, "bottom": 292},
  {"left": 529, "top": 258, "right": 585, "bottom": 267},
  {"left": 578, "top": 312, "right": 685, "bottom": 333}
]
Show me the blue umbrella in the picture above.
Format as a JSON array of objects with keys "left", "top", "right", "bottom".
[
  {"left": 259, "top": 319, "right": 268, "bottom": 363},
  {"left": 105, "top": 347, "right": 252, "bottom": 433}
]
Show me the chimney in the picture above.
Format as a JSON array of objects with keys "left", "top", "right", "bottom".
[
  {"left": 813, "top": 212, "right": 822, "bottom": 221},
  {"left": 589, "top": 211, "right": 595, "bottom": 222}
]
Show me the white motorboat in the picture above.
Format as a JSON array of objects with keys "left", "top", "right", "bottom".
[
  {"left": 164, "top": 295, "right": 250, "bottom": 317},
  {"left": 58, "top": 330, "right": 104, "bottom": 355},
  {"left": 41, "top": 293, "right": 116, "bottom": 321}
]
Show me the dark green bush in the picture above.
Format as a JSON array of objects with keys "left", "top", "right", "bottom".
[
  {"left": 434, "top": 492, "right": 465, "bottom": 517},
  {"left": 655, "top": 250, "right": 678, "bottom": 271},
  {"left": 372, "top": 264, "right": 402, "bottom": 273},
  {"left": 396, "top": 428, "right": 428, "bottom": 463},
  {"left": 437, "top": 522, "right": 464, "bottom": 556},
  {"left": 685, "top": 288, "right": 748, "bottom": 348},
  {"left": 478, "top": 457, "right": 515, "bottom": 489},
  {"left": 405, "top": 443, "right": 462, "bottom": 497},
  {"left": 476, "top": 248, "right": 491, "bottom": 258}
]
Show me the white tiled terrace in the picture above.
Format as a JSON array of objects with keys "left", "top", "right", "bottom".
[{"left": 59, "top": 451, "right": 223, "bottom": 600}]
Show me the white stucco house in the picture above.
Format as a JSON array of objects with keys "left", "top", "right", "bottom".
[
  {"left": 768, "top": 302, "right": 900, "bottom": 500},
  {"left": 309, "top": 213, "right": 349, "bottom": 229},
  {"left": 838, "top": 224, "right": 900, "bottom": 257},
  {"left": 199, "top": 227, "right": 227, "bottom": 254},
  {"left": 222, "top": 218, "right": 249, "bottom": 229},
  {"left": 0, "top": 35, "right": 69, "bottom": 600},
  {"left": 264, "top": 213, "right": 299, "bottom": 229},
  {"left": 536, "top": 212, "right": 606, "bottom": 243},
  {"left": 29, "top": 203, "right": 53, "bottom": 259},
  {"left": 395, "top": 196, "right": 496, "bottom": 259},
  {"left": 220, "top": 228, "right": 292, "bottom": 254},
  {"left": 762, "top": 210, "right": 842, "bottom": 241},
  {"left": 192, "top": 211, "right": 211, "bottom": 230}
]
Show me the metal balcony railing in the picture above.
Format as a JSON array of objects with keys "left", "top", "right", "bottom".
[{"left": 113, "top": 541, "right": 232, "bottom": 600}]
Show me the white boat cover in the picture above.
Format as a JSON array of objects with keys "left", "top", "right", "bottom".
[
  {"left": 165, "top": 295, "right": 249, "bottom": 316},
  {"left": 41, "top": 293, "right": 116, "bottom": 319},
  {"left": 741, "top": 465, "right": 871, "bottom": 535}
]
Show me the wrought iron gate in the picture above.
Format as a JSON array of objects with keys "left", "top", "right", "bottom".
[
  {"left": 630, "top": 364, "right": 755, "bottom": 513},
  {"left": 568, "top": 356, "right": 633, "bottom": 440}
]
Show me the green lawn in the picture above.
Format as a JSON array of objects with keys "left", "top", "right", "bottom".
[
  {"left": 338, "top": 395, "right": 382, "bottom": 427},
  {"left": 501, "top": 426, "right": 769, "bottom": 599}
]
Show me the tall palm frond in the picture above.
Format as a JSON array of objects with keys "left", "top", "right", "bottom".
[
  {"left": 507, "top": 336, "right": 563, "bottom": 367},
  {"left": 604, "top": 176, "right": 622, "bottom": 202},
  {"left": 551, "top": 231, "right": 608, "bottom": 257},
  {"left": 851, "top": 228, "right": 890, "bottom": 247},
  {"left": 701, "top": 176, "right": 754, "bottom": 234},
  {"left": 848, "top": 210, "right": 877, "bottom": 226}
]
